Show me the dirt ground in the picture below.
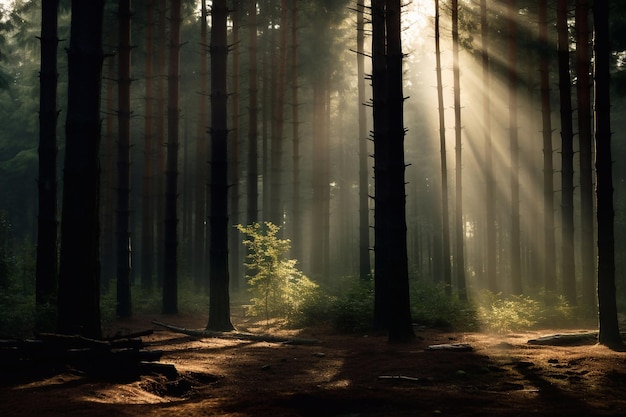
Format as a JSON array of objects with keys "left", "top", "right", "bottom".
[{"left": 2, "top": 311, "right": 626, "bottom": 417}]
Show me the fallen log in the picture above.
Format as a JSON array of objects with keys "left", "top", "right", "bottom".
[
  {"left": 0, "top": 332, "right": 173, "bottom": 382},
  {"left": 527, "top": 332, "right": 598, "bottom": 346},
  {"left": 151, "top": 320, "right": 321, "bottom": 345}
]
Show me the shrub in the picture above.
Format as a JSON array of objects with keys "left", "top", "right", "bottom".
[{"left": 238, "top": 222, "right": 318, "bottom": 323}]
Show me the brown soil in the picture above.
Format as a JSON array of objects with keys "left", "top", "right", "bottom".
[{"left": 3, "top": 312, "right": 626, "bottom": 417}]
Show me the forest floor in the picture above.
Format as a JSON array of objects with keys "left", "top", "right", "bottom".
[{"left": 3, "top": 309, "right": 626, "bottom": 417}]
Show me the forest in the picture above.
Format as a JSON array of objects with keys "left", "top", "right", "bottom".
[
  {"left": 0, "top": 0, "right": 626, "bottom": 416},
  {"left": 1, "top": 0, "right": 626, "bottom": 414}
]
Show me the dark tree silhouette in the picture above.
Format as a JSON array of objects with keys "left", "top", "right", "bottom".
[
  {"left": 435, "top": 0, "right": 451, "bottom": 294},
  {"left": 57, "top": 0, "right": 106, "bottom": 339},
  {"left": 163, "top": 0, "right": 181, "bottom": 314},
  {"left": 229, "top": 1, "right": 241, "bottom": 292},
  {"left": 36, "top": 0, "right": 59, "bottom": 328},
  {"left": 207, "top": 0, "right": 234, "bottom": 331},
  {"left": 576, "top": 0, "right": 595, "bottom": 311},
  {"left": 557, "top": 0, "right": 576, "bottom": 304},
  {"left": 357, "top": 0, "right": 370, "bottom": 281},
  {"left": 247, "top": 0, "right": 259, "bottom": 227},
  {"left": 480, "top": 0, "right": 496, "bottom": 293},
  {"left": 452, "top": 0, "right": 466, "bottom": 300},
  {"left": 193, "top": 0, "right": 209, "bottom": 291},
  {"left": 290, "top": 0, "right": 302, "bottom": 262},
  {"left": 372, "top": 0, "right": 414, "bottom": 343},
  {"left": 594, "top": 0, "right": 621, "bottom": 348},
  {"left": 141, "top": 0, "right": 155, "bottom": 292},
  {"left": 508, "top": 0, "right": 522, "bottom": 295},
  {"left": 116, "top": 0, "right": 132, "bottom": 318},
  {"left": 538, "top": 0, "right": 556, "bottom": 294}
]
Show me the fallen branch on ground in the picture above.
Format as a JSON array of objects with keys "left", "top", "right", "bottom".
[{"left": 151, "top": 320, "right": 321, "bottom": 345}]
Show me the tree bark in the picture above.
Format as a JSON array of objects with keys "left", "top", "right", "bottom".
[
  {"left": 435, "top": 0, "right": 451, "bottom": 294},
  {"left": 193, "top": 0, "right": 209, "bottom": 291},
  {"left": 357, "top": 0, "right": 370, "bottom": 281},
  {"left": 162, "top": 0, "right": 181, "bottom": 314},
  {"left": 57, "top": 0, "right": 106, "bottom": 339},
  {"left": 481, "top": 0, "right": 496, "bottom": 293},
  {"left": 384, "top": 0, "right": 413, "bottom": 343},
  {"left": 229, "top": 2, "right": 241, "bottom": 292},
  {"left": 116, "top": 0, "right": 133, "bottom": 318},
  {"left": 290, "top": 0, "right": 302, "bottom": 263},
  {"left": 36, "top": 0, "right": 59, "bottom": 327},
  {"left": 207, "top": 0, "right": 234, "bottom": 331},
  {"left": 268, "top": 0, "right": 289, "bottom": 226},
  {"left": 576, "top": 0, "right": 595, "bottom": 311},
  {"left": 539, "top": 0, "right": 556, "bottom": 295},
  {"left": 557, "top": 0, "right": 576, "bottom": 304},
  {"left": 508, "top": 0, "right": 522, "bottom": 295},
  {"left": 593, "top": 0, "right": 621, "bottom": 347},
  {"left": 451, "top": 0, "right": 466, "bottom": 300},
  {"left": 247, "top": 0, "right": 259, "bottom": 227},
  {"left": 372, "top": 0, "right": 413, "bottom": 342},
  {"left": 141, "top": 0, "right": 155, "bottom": 292}
]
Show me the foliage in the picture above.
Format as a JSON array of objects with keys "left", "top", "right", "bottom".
[
  {"left": 238, "top": 222, "right": 318, "bottom": 323},
  {"left": 329, "top": 278, "right": 374, "bottom": 333},
  {"left": 410, "top": 282, "right": 478, "bottom": 330},
  {"left": 474, "top": 290, "right": 576, "bottom": 333}
]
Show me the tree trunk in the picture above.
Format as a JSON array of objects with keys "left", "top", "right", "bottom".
[
  {"left": 357, "top": 0, "right": 370, "bottom": 281},
  {"left": 290, "top": 0, "right": 302, "bottom": 263},
  {"left": 576, "top": 0, "right": 595, "bottom": 311},
  {"left": 162, "top": 0, "right": 181, "bottom": 314},
  {"left": 193, "top": 0, "right": 209, "bottom": 291},
  {"left": 372, "top": 0, "right": 414, "bottom": 342},
  {"left": 247, "top": 0, "right": 259, "bottom": 227},
  {"left": 310, "top": 77, "right": 330, "bottom": 281},
  {"left": 101, "top": 20, "right": 117, "bottom": 294},
  {"left": 207, "top": 0, "right": 234, "bottom": 331},
  {"left": 481, "top": 0, "right": 496, "bottom": 293},
  {"left": 36, "top": 0, "right": 59, "bottom": 328},
  {"left": 268, "top": 0, "right": 289, "bottom": 226},
  {"left": 155, "top": 0, "right": 167, "bottom": 288},
  {"left": 538, "top": 0, "right": 556, "bottom": 295},
  {"left": 229, "top": 2, "right": 241, "bottom": 292},
  {"left": 593, "top": 0, "right": 621, "bottom": 347},
  {"left": 141, "top": 0, "right": 155, "bottom": 292},
  {"left": 508, "top": 0, "right": 522, "bottom": 295},
  {"left": 384, "top": 0, "right": 413, "bottom": 343},
  {"left": 451, "top": 0, "right": 466, "bottom": 300},
  {"left": 372, "top": 0, "right": 389, "bottom": 331},
  {"left": 435, "top": 0, "right": 451, "bottom": 294},
  {"left": 57, "top": 0, "right": 106, "bottom": 339},
  {"left": 557, "top": 0, "right": 576, "bottom": 304},
  {"left": 116, "top": 0, "right": 133, "bottom": 318}
]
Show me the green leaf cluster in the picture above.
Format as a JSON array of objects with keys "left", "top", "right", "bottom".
[{"left": 238, "top": 222, "right": 318, "bottom": 323}]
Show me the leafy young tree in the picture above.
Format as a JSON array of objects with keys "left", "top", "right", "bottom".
[
  {"left": 57, "top": 0, "right": 106, "bottom": 339},
  {"left": 238, "top": 222, "right": 316, "bottom": 322}
]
